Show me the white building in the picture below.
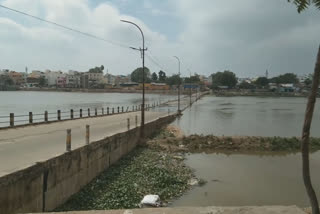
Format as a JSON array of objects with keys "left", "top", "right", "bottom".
[{"left": 44, "top": 70, "right": 64, "bottom": 87}]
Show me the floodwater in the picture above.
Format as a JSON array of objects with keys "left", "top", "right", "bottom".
[
  {"left": 173, "top": 95, "right": 320, "bottom": 137},
  {"left": 173, "top": 151, "right": 320, "bottom": 207},
  {"left": 0, "top": 91, "right": 175, "bottom": 126},
  {"left": 172, "top": 95, "right": 320, "bottom": 207}
]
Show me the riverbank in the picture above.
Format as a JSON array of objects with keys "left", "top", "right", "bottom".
[
  {"left": 17, "top": 87, "right": 197, "bottom": 95},
  {"left": 213, "top": 91, "right": 311, "bottom": 97},
  {"left": 147, "top": 134, "right": 320, "bottom": 153},
  {"left": 53, "top": 124, "right": 320, "bottom": 212},
  {"left": 55, "top": 146, "right": 194, "bottom": 211}
]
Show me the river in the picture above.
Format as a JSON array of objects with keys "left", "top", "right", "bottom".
[
  {"left": 172, "top": 95, "right": 320, "bottom": 207},
  {"left": 0, "top": 91, "right": 176, "bottom": 126},
  {"left": 172, "top": 95, "right": 320, "bottom": 137}
]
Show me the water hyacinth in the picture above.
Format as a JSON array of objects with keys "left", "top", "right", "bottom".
[{"left": 55, "top": 147, "right": 193, "bottom": 211}]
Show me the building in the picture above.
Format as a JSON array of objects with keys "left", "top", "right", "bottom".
[
  {"left": 66, "top": 70, "right": 81, "bottom": 88},
  {"left": 56, "top": 74, "right": 67, "bottom": 88},
  {"left": 8, "top": 71, "right": 23, "bottom": 86},
  {"left": 114, "top": 75, "right": 130, "bottom": 86},
  {"left": 80, "top": 73, "right": 89, "bottom": 89},
  {"left": 44, "top": 70, "right": 64, "bottom": 87}
]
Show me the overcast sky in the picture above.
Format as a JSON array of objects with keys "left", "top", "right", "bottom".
[{"left": 0, "top": 0, "right": 320, "bottom": 78}]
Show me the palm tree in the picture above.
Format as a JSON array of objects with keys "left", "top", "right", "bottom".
[
  {"left": 289, "top": 1, "right": 320, "bottom": 214},
  {"left": 288, "top": 0, "right": 320, "bottom": 12}
]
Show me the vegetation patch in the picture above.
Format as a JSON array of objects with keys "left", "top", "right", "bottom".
[
  {"left": 147, "top": 133, "right": 320, "bottom": 153},
  {"left": 55, "top": 147, "right": 193, "bottom": 211}
]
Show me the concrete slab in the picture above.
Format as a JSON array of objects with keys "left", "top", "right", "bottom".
[{"left": 27, "top": 206, "right": 306, "bottom": 214}]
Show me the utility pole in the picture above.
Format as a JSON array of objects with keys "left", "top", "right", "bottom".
[
  {"left": 121, "top": 20, "right": 147, "bottom": 138},
  {"left": 188, "top": 69, "right": 192, "bottom": 106},
  {"left": 173, "top": 56, "right": 181, "bottom": 115}
]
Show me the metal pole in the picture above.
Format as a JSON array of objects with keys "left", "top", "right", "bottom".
[
  {"left": 10, "top": 113, "right": 14, "bottom": 127},
  {"left": 174, "top": 56, "right": 181, "bottom": 114},
  {"left": 127, "top": 118, "right": 130, "bottom": 130},
  {"left": 188, "top": 69, "right": 192, "bottom": 106},
  {"left": 86, "top": 125, "right": 90, "bottom": 145},
  {"left": 44, "top": 111, "right": 48, "bottom": 122},
  {"left": 121, "top": 19, "right": 146, "bottom": 138}
]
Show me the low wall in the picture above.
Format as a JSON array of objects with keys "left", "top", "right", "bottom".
[{"left": 0, "top": 114, "right": 176, "bottom": 214}]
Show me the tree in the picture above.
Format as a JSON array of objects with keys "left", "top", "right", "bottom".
[
  {"left": 304, "top": 78, "right": 312, "bottom": 86},
  {"left": 151, "top": 72, "right": 158, "bottom": 82},
  {"left": 239, "top": 81, "right": 255, "bottom": 89},
  {"left": 269, "top": 73, "right": 299, "bottom": 84},
  {"left": 89, "top": 65, "right": 104, "bottom": 73},
  {"left": 212, "top": 70, "right": 237, "bottom": 88},
  {"left": 288, "top": 2, "right": 320, "bottom": 214},
  {"left": 39, "top": 76, "right": 47, "bottom": 87},
  {"left": 185, "top": 74, "right": 201, "bottom": 84},
  {"left": 288, "top": 0, "right": 320, "bottom": 13},
  {"left": 131, "top": 67, "right": 151, "bottom": 83},
  {"left": 166, "top": 74, "right": 182, "bottom": 86},
  {"left": 158, "top": 70, "right": 166, "bottom": 82},
  {"left": 255, "top": 77, "right": 269, "bottom": 88}
]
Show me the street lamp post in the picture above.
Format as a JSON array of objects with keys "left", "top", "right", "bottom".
[
  {"left": 188, "top": 69, "right": 192, "bottom": 106},
  {"left": 121, "top": 19, "right": 146, "bottom": 138},
  {"left": 173, "top": 56, "right": 181, "bottom": 115}
]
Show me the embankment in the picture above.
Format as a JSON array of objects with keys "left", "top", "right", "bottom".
[
  {"left": 19, "top": 88, "right": 197, "bottom": 95},
  {"left": 0, "top": 114, "right": 176, "bottom": 214},
  {"left": 147, "top": 135, "right": 320, "bottom": 153},
  {"left": 213, "top": 91, "right": 309, "bottom": 97}
]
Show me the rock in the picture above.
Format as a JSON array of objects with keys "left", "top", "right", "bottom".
[
  {"left": 140, "top": 195, "right": 161, "bottom": 208},
  {"left": 173, "top": 155, "right": 184, "bottom": 160}
]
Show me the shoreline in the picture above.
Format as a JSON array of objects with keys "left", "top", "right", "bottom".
[
  {"left": 8, "top": 88, "right": 195, "bottom": 95},
  {"left": 213, "top": 91, "right": 312, "bottom": 98},
  {"left": 55, "top": 125, "right": 320, "bottom": 212},
  {"left": 147, "top": 134, "right": 320, "bottom": 153}
]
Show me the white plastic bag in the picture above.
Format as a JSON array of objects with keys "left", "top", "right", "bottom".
[{"left": 140, "top": 195, "right": 161, "bottom": 207}]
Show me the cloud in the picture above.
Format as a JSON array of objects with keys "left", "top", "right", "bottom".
[
  {"left": 0, "top": 0, "right": 319, "bottom": 77},
  {"left": 174, "top": 0, "right": 320, "bottom": 77},
  {"left": 0, "top": 0, "right": 169, "bottom": 74}
]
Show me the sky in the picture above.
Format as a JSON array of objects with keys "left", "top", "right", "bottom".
[{"left": 0, "top": 0, "right": 320, "bottom": 78}]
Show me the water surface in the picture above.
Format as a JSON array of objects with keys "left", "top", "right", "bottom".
[
  {"left": 173, "top": 152, "right": 320, "bottom": 207},
  {"left": 173, "top": 96, "right": 320, "bottom": 137}
]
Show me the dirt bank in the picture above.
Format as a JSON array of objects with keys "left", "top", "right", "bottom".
[{"left": 147, "top": 127, "right": 320, "bottom": 153}]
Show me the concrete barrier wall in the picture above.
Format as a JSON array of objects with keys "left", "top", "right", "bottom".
[{"left": 0, "top": 114, "right": 176, "bottom": 214}]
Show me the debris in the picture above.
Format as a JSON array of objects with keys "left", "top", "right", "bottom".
[
  {"left": 188, "top": 178, "right": 199, "bottom": 186},
  {"left": 140, "top": 195, "right": 161, "bottom": 208},
  {"left": 173, "top": 155, "right": 184, "bottom": 160}
]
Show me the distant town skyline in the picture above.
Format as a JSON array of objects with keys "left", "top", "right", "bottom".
[{"left": 0, "top": 0, "right": 320, "bottom": 77}]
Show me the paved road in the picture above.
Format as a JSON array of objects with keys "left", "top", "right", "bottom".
[
  {"left": 28, "top": 206, "right": 305, "bottom": 214},
  {"left": 0, "top": 111, "right": 168, "bottom": 177},
  {"left": 0, "top": 93, "right": 204, "bottom": 177}
]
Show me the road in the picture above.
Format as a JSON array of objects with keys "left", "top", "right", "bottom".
[
  {"left": 0, "top": 93, "right": 203, "bottom": 177},
  {"left": 0, "top": 111, "right": 168, "bottom": 177}
]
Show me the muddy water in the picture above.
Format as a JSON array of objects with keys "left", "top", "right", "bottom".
[
  {"left": 172, "top": 95, "right": 320, "bottom": 137},
  {"left": 172, "top": 151, "right": 320, "bottom": 207}
]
